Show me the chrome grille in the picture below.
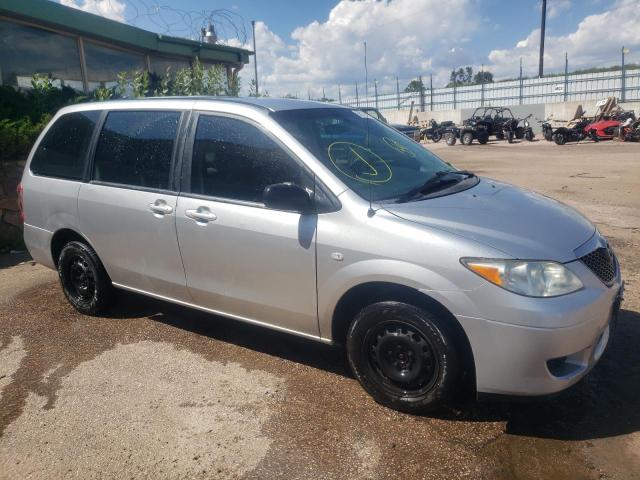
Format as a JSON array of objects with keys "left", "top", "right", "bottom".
[{"left": 580, "top": 246, "right": 616, "bottom": 285}]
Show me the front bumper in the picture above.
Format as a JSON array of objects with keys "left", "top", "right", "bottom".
[{"left": 452, "top": 260, "right": 623, "bottom": 396}]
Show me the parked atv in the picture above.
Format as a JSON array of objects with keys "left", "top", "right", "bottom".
[
  {"left": 552, "top": 118, "right": 592, "bottom": 145},
  {"left": 585, "top": 111, "right": 636, "bottom": 141},
  {"left": 420, "top": 119, "right": 454, "bottom": 142},
  {"left": 502, "top": 114, "right": 535, "bottom": 142},
  {"left": 443, "top": 124, "right": 490, "bottom": 146}
]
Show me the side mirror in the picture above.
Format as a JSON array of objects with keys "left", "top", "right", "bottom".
[{"left": 263, "top": 183, "right": 313, "bottom": 213}]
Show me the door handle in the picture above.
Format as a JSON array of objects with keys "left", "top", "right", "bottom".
[
  {"left": 148, "top": 202, "right": 173, "bottom": 215},
  {"left": 185, "top": 208, "right": 217, "bottom": 223}
]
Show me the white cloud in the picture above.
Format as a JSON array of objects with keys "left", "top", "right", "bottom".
[
  {"left": 229, "top": 0, "right": 479, "bottom": 98},
  {"left": 59, "top": 0, "right": 126, "bottom": 23},
  {"left": 547, "top": 0, "right": 572, "bottom": 20},
  {"left": 488, "top": 0, "right": 640, "bottom": 78}
]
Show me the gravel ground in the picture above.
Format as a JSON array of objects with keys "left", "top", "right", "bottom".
[{"left": 0, "top": 139, "right": 638, "bottom": 479}]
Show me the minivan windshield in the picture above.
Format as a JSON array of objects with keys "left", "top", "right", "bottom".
[{"left": 271, "top": 108, "right": 464, "bottom": 202}]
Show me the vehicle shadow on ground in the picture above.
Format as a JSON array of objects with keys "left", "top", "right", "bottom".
[
  {"left": 107, "top": 290, "right": 351, "bottom": 379},
  {"left": 443, "top": 308, "right": 640, "bottom": 441},
  {"left": 109, "top": 291, "right": 640, "bottom": 441},
  {"left": 0, "top": 252, "right": 31, "bottom": 269}
]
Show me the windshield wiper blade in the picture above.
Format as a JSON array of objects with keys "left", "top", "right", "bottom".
[{"left": 396, "top": 170, "right": 476, "bottom": 202}]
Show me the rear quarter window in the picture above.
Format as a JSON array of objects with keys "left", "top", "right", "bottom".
[{"left": 30, "top": 111, "right": 100, "bottom": 180}]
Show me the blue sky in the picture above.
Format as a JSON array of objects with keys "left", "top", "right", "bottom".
[{"left": 58, "top": 0, "right": 640, "bottom": 97}]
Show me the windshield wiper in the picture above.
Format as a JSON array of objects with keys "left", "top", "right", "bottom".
[{"left": 396, "top": 170, "right": 476, "bottom": 203}]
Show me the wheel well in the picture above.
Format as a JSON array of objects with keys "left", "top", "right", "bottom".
[
  {"left": 331, "top": 282, "right": 476, "bottom": 391},
  {"left": 50, "top": 228, "right": 86, "bottom": 267}
]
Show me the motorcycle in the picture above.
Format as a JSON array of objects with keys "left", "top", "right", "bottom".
[
  {"left": 552, "top": 118, "right": 592, "bottom": 145},
  {"left": 420, "top": 119, "right": 454, "bottom": 143}
]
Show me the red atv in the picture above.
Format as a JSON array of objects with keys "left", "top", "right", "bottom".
[{"left": 585, "top": 111, "right": 636, "bottom": 141}]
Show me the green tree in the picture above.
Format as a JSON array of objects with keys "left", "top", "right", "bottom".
[
  {"left": 404, "top": 79, "right": 425, "bottom": 93},
  {"left": 473, "top": 71, "right": 494, "bottom": 84}
]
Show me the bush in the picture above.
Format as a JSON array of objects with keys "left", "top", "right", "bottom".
[{"left": 0, "top": 115, "right": 51, "bottom": 161}]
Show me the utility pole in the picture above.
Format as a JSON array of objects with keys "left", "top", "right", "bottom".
[
  {"left": 251, "top": 20, "right": 259, "bottom": 96},
  {"left": 364, "top": 41, "right": 368, "bottom": 107},
  {"left": 418, "top": 74, "right": 425, "bottom": 112},
  {"left": 622, "top": 46, "right": 629, "bottom": 102},
  {"left": 519, "top": 57, "right": 523, "bottom": 105},
  {"left": 539, "top": 0, "right": 547, "bottom": 77},
  {"left": 480, "top": 64, "right": 485, "bottom": 106},
  {"left": 429, "top": 74, "right": 433, "bottom": 111},
  {"left": 338, "top": 85, "right": 342, "bottom": 104},
  {"left": 564, "top": 52, "right": 569, "bottom": 102},
  {"left": 396, "top": 76, "right": 400, "bottom": 110},
  {"left": 374, "top": 80, "right": 378, "bottom": 109},
  {"left": 355, "top": 82, "right": 359, "bottom": 107}
]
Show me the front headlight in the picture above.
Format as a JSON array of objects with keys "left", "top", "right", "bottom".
[{"left": 461, "top": 258, "right": 583, "bottom": 297}]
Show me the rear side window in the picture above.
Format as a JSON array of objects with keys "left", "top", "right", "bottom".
[
  {"left": 190, "top": 115, "right": 310, "bottom": 203},
  {"left": 93, "top": 110, "right": 180, "bottom": 190},
  {"left": 31, "top": 111, "right": 100, "bottom": 180}
]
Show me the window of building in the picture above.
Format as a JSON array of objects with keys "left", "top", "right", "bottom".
[
  {"left": 0, "top": 19, "right": 83, "bottom": 90},
  {"left": 31, "top": 110, "right": 100, "bottom": 180},
  {"left": 93, "top": 111, "right": 180, "bottom": 190},
  {"left": 84, "top": 41, "right": 145, "bottom": 90},
  {"left": 190, "top": 115, "right": 311, "bottom": 203},
  {"left": 150, "top": 56, "right": 191, "bottom": 77}
]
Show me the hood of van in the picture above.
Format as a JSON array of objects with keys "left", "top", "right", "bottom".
[{"left": 383, "top": 178, "right": 595, "bottom": 262}]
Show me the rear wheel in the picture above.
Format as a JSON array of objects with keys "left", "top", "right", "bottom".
[
  {"left": 524, "top": 130, "right": 534, "bottom": 141},
  {"left": 515, "top": 127, "right": 525, "bottom": 139},
  {"left": 506, "top": 131, "right": 514, "bottom": 143},
  {"left": 347, "top": 302, "right": 461, "bottom": 413},
  {"left": 478, "top": 135, "right": 488, "bottom": 144},
  {"left": 432, "top": 131, "right": 442, "bottom": 142},
  {"left": 58, "top": 241, "right": 113, "bottom": 315},
  {"left": 461, "top": 132, "right": 474, "bottom": 145}
]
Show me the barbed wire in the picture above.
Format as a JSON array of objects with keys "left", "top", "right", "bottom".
[{"left": 75, "top": 0, "right": 247, "bottom": 44}]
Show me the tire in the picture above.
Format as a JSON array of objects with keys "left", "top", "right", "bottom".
[
  {"left": 506, "top": 131, "right": 514, "bottom": 143},
  {"left": 478, "top": 135, "right": 488, "bottom": 144},
  {"left": 461, "top": 132, "right": 474, "bottom": 145},
  {"left": 515, "top": 127, "right": 525, "bottom": 139},
  {"left": 544, "top": 130, "right": 553, "bottom": 141},
  {"left": 58, "top": 240, "right": 113, "bottom": 315},
  {"left": 432, "top": 131, "right": 442, "bottom": 143},
  {"left": 347, "top": 301, "right": 462, "bottom": 414},
  {"left": 445, "top": 133, "right": 457, "bottom": 146},
  {"left": 554, "top": 132, "right": 567, "bottom": 145},
  {"left": 524, "top": 130, "right": 534, "bottom": 141}
]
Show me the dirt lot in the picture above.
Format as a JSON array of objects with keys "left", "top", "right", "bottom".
[{"left": 1, "top": 139, "right": 639, "bottom": 479}]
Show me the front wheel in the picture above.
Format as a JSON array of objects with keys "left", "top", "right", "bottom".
[
  {"left": 506, "top": 131, "right": 514, "bottom": 143},
  {"left": 524, "top": 130, "right": 534, "bottom": 141},
  {"left": 58, "top": 241, "right": 113, "bottom": 315},
  {"left": 445, "top": 133, "right": 457, "bottom": 146},
  {"left": 461, "top": 132, "right": 474, "bottom": 145},
  {"left": 432, "top": 131, "right": 442, "bottom": 143},
  {"left": 347, "top": 302, "right": 462, "bottom": 413},
  {"left": 554, "top": 132, "right": 567, "bottom": 145}
]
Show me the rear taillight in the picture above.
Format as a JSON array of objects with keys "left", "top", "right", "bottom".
[{"left": 17, "top": 182, "right": 25, "bottom": 222}]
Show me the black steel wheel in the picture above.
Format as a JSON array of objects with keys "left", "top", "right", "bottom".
[
  {"left": 347, "top": 301, "right": 462, "bottom": 413},
  {"left": 58, "top": 240, "right": 113, "bottom": 315},
  {"left": 431, "top": 131, "right": 442, "bottom": 143}
]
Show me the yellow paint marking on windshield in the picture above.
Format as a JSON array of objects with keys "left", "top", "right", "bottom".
[
  {"left": 383, "top": 136, "right": 416, "bottom": 158},
  {"left": 327, "top": 141, "right": 392, "bottom": 184},
  {"left": 348, "top": 145, "right": 378, "bottom": 176}
]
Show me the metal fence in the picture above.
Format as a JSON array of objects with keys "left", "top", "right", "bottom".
[{"left": 336, "top": 69, "right": 640, "bottom": 112}]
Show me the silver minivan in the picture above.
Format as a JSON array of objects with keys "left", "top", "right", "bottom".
[{"left": 20, "top": 97, "right": 623, "bottom": 413}]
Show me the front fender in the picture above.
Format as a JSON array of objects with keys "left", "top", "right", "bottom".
[{"left": 317, "top": 258, "right": 482, "bottom": 339}]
